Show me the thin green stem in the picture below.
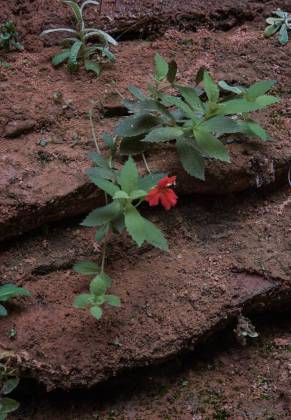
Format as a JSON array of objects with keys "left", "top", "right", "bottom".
[
  {"left": 142, "top": 153, "right": 151, "bottom": 174},
  {"left": 89, "top": 110, "right": 101, "bottom": 154}
]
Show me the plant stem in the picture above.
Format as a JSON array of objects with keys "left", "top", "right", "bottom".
[
  {"left": 89, "top": 110, "right": 101, "bottom": 154},
  {"left": 142, "top": 153, "right": 151, "bottom": 174}
]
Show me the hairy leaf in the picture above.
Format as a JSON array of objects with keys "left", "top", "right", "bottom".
[
  {"left": 82, "top": 201, "right": 121, "bottom": 227},
  {"left": 176, "top": 137, "right": 205, "bottom": 180},
  {"left": 73, "top": 260, "right": 99, "bottom": 275}
]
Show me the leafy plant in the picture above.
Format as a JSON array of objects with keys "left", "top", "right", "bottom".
[
  {"left": 115, "top": 54, "right": 279, "bottom": 180},
  {"left": 40, "top": 0, "right": 117, "bottom": 76},
  {"left": 265, "top": 9, "right": 291, "bottom": 45},
  {"left": 0, "top": 21, "right": 22, "bottom": 52},
  {"left": 0, "top": 284, "right": 31, "bottom": 317},
  {"left": 0, "top": 363, "right": 20, "bottom": 419},
  {"left": 74, "top": 122, "right": 176, "bottom": 320}
]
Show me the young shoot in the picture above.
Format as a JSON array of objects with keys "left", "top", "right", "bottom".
[{"left": 265, "top": 9, "right": 291, "bottom": 45}]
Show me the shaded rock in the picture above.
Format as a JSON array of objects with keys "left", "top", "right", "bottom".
[{"left": 4, "top": 120, "right": 36, "bottom": 138}]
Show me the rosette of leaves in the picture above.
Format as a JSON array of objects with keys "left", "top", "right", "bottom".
[
  {"left": 0, "top": 364, "right": 20, "bottom": 419},
  {"left": 74, "top": 132, "right": 166, "bottom": 320},
  {"left": 40, "top": 0, "right": 117, "bottom": 76},
  {"left": 0, "top": 284, "right": 31, "bottom": 317},
  {"left": 265, "top": 9, "right": 291, "bottom": 45},
  {"left": 115, "top": 54, "right": 279, "bottom": 180},
  {"left": 0, "top": 21, "right": 22, "bottom": 52}
]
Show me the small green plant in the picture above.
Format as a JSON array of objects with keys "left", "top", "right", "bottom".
[
  {"left": 265, "top": 9, "right": 291, "bottom": 45},
  {"left": 40, "top": 0, "right": 117, "bottom": 76},
  {"left": 74, "top": 121, "right": 177, "bottom": 319},
  {"left": 0, "top": 284, "right": 31, "bottom": 317},
  {"left": 0, "top": 21, "right": 22, "bottom": 52},
  {"left": 0, "top": 363, "right": 20, "bottom": 419},
  {"left": 115, "top": 54, "right": 279, "bottom": 180}
]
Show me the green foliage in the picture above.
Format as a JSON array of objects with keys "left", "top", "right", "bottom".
[
  {"left": 40, "top": 0, "right": 117, "bottom": 76},
  {"left": 74, "top": 130, "right": 168, "bottom": 320},
  {"left": 0, "top": 284, "right": 31, "bottom": 317},
  {"left": 265, "top": 9, "right": 291, "bottom": 45},
  {"left": 116, "top": 54, "right": 279, "bottom": 180},
  {"left": 0, "top": 21, "right": 22, "bottom": 52},
  {"left": 0, "top": 364, "right": 20, "bottom": 419}
]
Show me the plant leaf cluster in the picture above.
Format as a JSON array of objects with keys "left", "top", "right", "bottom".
[
  {"left": 0, "top": 284, "right": 31, "bottom": 317},
  {"left": 116, "top": 54, "right": 279, "bottom": 180},
  {"left": 0, "top": 364, "right": 20, "bottom": 419},
  {"left": 265, "top": 9, "right": 291, "bottom": 45},
  {"left": 74, "top": 132, "right": 167, "bottom": 320},
  {"left": 40, "top": 0, "right": 117, "bottom": 76},
  {"left": 0, "top": 21, "right": 22, "bottom": 52}
]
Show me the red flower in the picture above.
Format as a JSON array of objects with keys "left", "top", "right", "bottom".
[{"left": 145, "top": 176, "right": 178, "bottom": 210}]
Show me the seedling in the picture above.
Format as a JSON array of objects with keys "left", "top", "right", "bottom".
[
  {"left": 115, "top": 54, "right": 279, "bottom": 180},
  {"left": 0, "top": 21, "right": 22, "bottom": 52},
  {"left": 265, "top": 9, "right": 291, "bottom": 45},
  {"left": 0, "top": 363, "right": 20, "bottom": 419},
  {"left": 0, "top": 284, "right": 31, "bottom": 317},
  {"left": 40, "top": 0, "right": 117, "bottom": 76},
  {"left": 74, "top": 120, "right": 176, "bottom": 320}
]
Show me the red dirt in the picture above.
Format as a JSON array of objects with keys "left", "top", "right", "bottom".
[
  {"left": 0, "top": 0, "right": 290, "bottom": 415},
  {"left": 10, "top": 318, "right": 291, "bottom": 419}
]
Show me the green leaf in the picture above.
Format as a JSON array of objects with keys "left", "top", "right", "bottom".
[
  {"left": 160, "top": 94, "right": 194, "bottom": 118},
  {"left": 68, "top": 40, "right": 82, "bottom": 68},
  {"left": 138, "top": 173, "right": 165, "bottom": 191},
  {"left": 96, "top": 47, "right": 115, "bottom": 63},
  {"left": 194, "top": 129, "right": 230, "bottom": 162},
  {"left": 0, "top": 284, "right": 31, "bottom": 302},
  {"left": 116, "top": 114, "right": 161, "bottom": 138},
  {"left": 119, "top": 156, "right": 139, "bottom": 193},
  {"left": 113, "top": 191, "right": 129, "bottom": 199},
  {"left": 264, "top": 23, "right": 281, "bottom": 37},
  {"left": 128, "top": 86, "right": 146, "bottom": 100},
  {"left": 87, "top": 175, "right": 120, "bottom": 197},
  {"left": 0, "top": 398, "right": 20, "bottom": 414},
  {"left": 102, "top": 132, "right": 114, "bottom": 148},
  {"left": 2, "top": 378, "right": 20, "bottom": 395},
  {"left": 84, "top": 60, "right": 101, "bottom": 76},
  {"left": 176, "top": 85, "right": 204, "bottom": 111},
  {"left": 95, "top": 224, "right": 109, "bottom": 241},
  {"left": 176, "top": 137, "right": 205, "bottom": 180},
  {"left": 218, "top": 80, "right": 244, "bottom": 95},
  {"left": 199, "top": 116, "right": 240, "bottom": 135},
  {"left": 82, "top": 201, "right": 121, "bottom": 227},
  {"left": 52, "top": 50, "right": 70, "bottom": 66},
  {"left": 154, "top": 53, "right": 169, "bottom": 82},
  {"left": 245, "top": 80, "right": 276, "bottom": 100},
  {"left": 143, "top": 127, "right": 184, "bottom": 143},
  {"left": 119, "top": 136, "right": 147, "bottom": 155},
  {"left": 64, "top": 1, "right": 82, "bottom": 22},
  {"left": 125, "top": 205, "right": 168, "bottom": 251},
  {"left": 87, "top": 152, "right": 110, "bottom": 168},
  {"left": 203, "top": 70, "right": 219, "bottom": 103},
  {"left": 90, "top": 306, "right": 103, "bottom": 320},
  {"left": 217, "top": 97, "right": 278, "bottom": 115},
  {"left": 73, "top": 260, "right": 99, "bottom": 275},
  {"left": 279, "top": 24, "right": 288, "bottom": 45},
  {"left": 167, "top": 60, "right": 177, "bottom": 84},
  {"left": 0, "top": 304, "right": 7, "bottom": 317},
  {"left": 104, "top": 294, "right": 121, "bottom": 307},
  {"left": 86, "top": 167, "right": 115, "bottom": 182},
  {"left": 237, "top": 121, "right": 271, "bottom": 141},
  {"left": 90, "top": 273, "right": 112, "bottom": 295},
  {"left": 129, "top": 189, "right": 147, "bottom": 200},
  {"left": 74, "top": 293, "right": 94, "bottom": 308}
]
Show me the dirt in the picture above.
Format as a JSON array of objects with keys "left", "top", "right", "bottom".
[
  {"left": 0, "top": 0, "right": 291, "bottom": 415},
  {"left": 10, "top": 317, "right": 291, "bottom": 419}
]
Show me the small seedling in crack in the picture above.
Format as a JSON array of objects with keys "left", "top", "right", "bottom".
[
  {"left": 114, "top": 54, "right": 279, "bottom": 181},
  {"left": 0, "top": 363, "right": 20, "bottom": 419},
  {"left": 265, "top": 9, "right": 291, "bottom": 45},
  {"left": 234, "top": 315, "right": 259, "bottom": 345},
  {"left": 0, "top": 284, "right": 31, "bottom": 317},
  {"left": 40, "top": 0, "right": 117, "bottom": 76}
]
